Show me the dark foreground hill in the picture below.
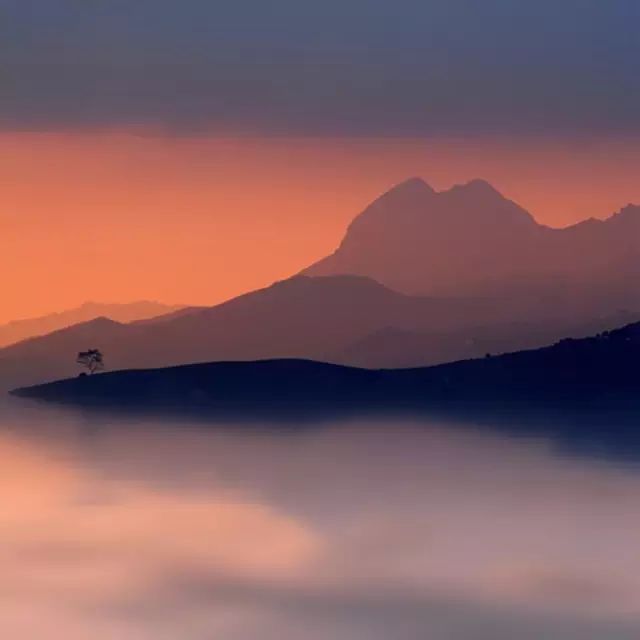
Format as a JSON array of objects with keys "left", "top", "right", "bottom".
[{"left": 13, "top": 320, "right": 640, "bottom": 423}]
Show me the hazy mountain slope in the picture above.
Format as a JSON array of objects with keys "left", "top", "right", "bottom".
[
  {"left": 3, "top": 178, "right": 640, "bottom": 391},
  {"left": 131, "top": 306, "right": 207, "bottom": 326},
  {"left": 304, "top": 178, "right": 544, "bottom": 294},
  {"left": 339, "top": 309, "right": 640, "bottom": 368},
  {"left": 0, "top": 301, "right": 183, "bottom": 348},
  {"left": 0, "top": 275, "right": 541, "bottom": 391},
  {"left": 0, "top": 318, "right": 136, "bottom": 391},
  {"left": 303, "top": 178, "right": 640, "bottom": 310},
  {"left": 2, "top": 273, "right": 638, "bottom": 392}
]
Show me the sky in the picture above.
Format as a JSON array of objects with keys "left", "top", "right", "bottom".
[{"left": 1, "top": 0, "right": 640, "bottom": 322}]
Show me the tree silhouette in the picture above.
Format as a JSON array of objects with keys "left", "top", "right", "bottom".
[{"left": 76, "top": 349, "right": 104, "bottom": 375}]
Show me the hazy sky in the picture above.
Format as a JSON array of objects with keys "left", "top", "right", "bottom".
[
  {"left": 3, "top": 0, "right": 639, "bottom": 136},
  {"left": 1, "top": 1, "right": 640, "bottom": 321}
]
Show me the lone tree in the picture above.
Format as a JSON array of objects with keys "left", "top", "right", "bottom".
[{"left": 76, "top": 349, "right": 104, "bottom": 375}]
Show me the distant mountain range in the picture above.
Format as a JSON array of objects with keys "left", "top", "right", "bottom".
[
  {"left": 14, "top": 320, "right": 640, "bottom": 427},
  {"left": 0, "top": 275, "right": 494, "bottom": 389},
  {"left": 2, "top": 177, "right": 639, "bottom": 391},
  {"left": 304, "top": 177, "right": 640, "bottom": 314},
  {"left": 0, "top": 275, "right": 636, "bottom": 391},
  {"left": 0, "top": 301, "right": 183, "bottom": 348}
]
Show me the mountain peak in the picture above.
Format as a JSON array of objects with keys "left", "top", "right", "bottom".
[
  {"left": 359, "top": 176, "right": 432, "bottom": 209},
  {"left": 442, "top": 178, "right": 538, "bottom": 229},
  {"left": 448, "top": 178, "right": 504, "bottom": 199},
  {"left": 302, "top": 174, "right": 541, "bottom": 290},
  {"left": 392, "top": 176, "right": 435, "bottom": 193},
  {"left": 610, "top": 203, "right": 640, "bottom": 222}
]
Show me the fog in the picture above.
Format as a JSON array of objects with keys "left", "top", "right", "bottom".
[{"left": 0, "top": 398, "right": 638, "bottom": 638}]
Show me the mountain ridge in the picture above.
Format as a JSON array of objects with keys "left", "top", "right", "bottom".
[
  {"left": 0, "top": 301, "right": 183, "bottom": 349},
  {"left": 303, "top": 178, "right": 640, "bottom": 304},
  {"left": 2, "top": 177, "right": 639, "bottom": 392},
  {"left": 1, "top": 272, "right": 637, "bottom": 392}
]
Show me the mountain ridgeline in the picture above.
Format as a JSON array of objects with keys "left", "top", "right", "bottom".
[
  {"left": 304, "top": 177, "right": 640, "bottom": 312},
  {"left": 0, "top": 275, "right": 637, "bottom": 392},
  {"left": 0, "top": 301, "right": 183, "bottom": 349},
  {"left": 2, "top": 177, "right": 639, "bottom": 392}
]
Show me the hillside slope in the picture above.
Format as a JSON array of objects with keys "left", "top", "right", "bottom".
[
  {"left": 0, "top": 301, "right": 182, "bottom": 348},
  {"left": 14, "top": 321, "right": 640, "bottom": 420}
]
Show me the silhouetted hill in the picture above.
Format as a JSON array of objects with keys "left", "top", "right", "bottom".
[
  {"left": 13, "top": 320, "right": 640, "bottom": 422},
  {"left": 3, "top": 179, "right": 639, "bottom": 390},
  {"left": 303, "top": 178, "right": 640, "bottom": 313},
  {"left": 0, "top": 276, "right": 502, "bottom": 390},
  {"left": 1, "top": 275, "right": 638, "bottom": 392},
  {"left": 0, "top": 301, "right": 183, "bottom": 348},
  {"left": 0, "top": 317, "right": 134, "bottom": 390},
  {"left": 131, "top": 305, "right": 207, "bottom": 325},
  {"left": 340, "top": 309, "right": 640, "bottom": 368}
]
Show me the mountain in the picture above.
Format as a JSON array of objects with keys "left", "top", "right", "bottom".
[
  {"left": 0, "top": 276, "right": 498, "bottom": 390},
  {"left": 13, "top": 321, "right": 640, "bottom": 425},
  {"left": 337, "top": 308, "right": 640, "bottom": 368},
  {"left": 1, "top": 273, "right": 636, "bottom": 393},
  {"left": 131, "top": 306, "right": 207, "bottom": 325},
  {"left": 303, "top": 178, "right": 640, "bottom": 312},
  {"left": 0, "top": 301, "right": 183, "bottom": 348},
  {"left": 3, "top": 178, "right": 639, "bottom": 391}
]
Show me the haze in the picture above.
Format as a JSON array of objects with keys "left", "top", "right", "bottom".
[{"left": 2, "top": 404, "right": 640, "bottom": 639}]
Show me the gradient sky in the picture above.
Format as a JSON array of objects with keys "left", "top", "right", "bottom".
[
  {"left": 2, "top": 1, "right": 640, "bottom": 322},
  {"left": 4, "top": 0, "right": 639, "bottom": 135}
]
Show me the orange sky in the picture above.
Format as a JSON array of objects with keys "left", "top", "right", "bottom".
[{"left": 1, "top": 131, "right": 639, "bottom": 323}]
